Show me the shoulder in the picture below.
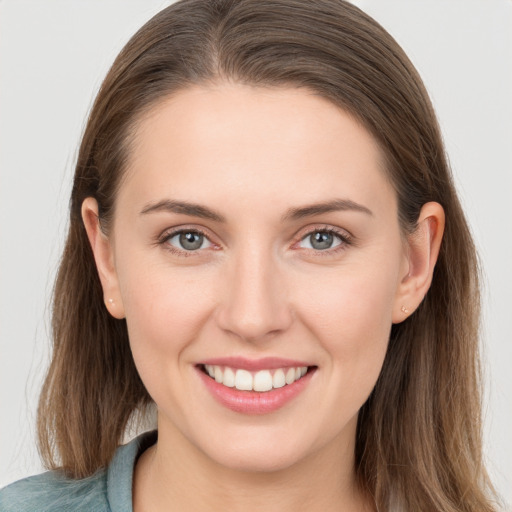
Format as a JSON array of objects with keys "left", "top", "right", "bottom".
[
  {"left": 0, "top": 469, "right": 109, "bottom": 512},
  {"left": 0, "top": 430, "right": 157, "bottom": 512}
]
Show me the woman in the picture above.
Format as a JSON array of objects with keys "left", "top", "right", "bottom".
[{"left": 0, "top": 0, "right": 499, "bottom": 510}]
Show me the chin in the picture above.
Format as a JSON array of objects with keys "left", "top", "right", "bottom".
[
  {"left": 210, "top": 444, "right": 308, "bottom": 474},
  {"left": 194, "top": 424, "right": 326, "bottom": 474}
]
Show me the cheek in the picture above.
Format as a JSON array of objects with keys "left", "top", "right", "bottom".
[
  {"left": 294, "top": 255, "right": 400, "bottom": 373},
  {"left": 117, "top": 258, "right": 216, "bottom": 365}
]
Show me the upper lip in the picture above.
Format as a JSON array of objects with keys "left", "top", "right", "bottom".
[{"left": 197, "top": 356, "right": 313, "bottom": 371}]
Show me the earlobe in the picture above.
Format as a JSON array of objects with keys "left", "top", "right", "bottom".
[
  {"left": 81, "top": 197, "right": 125, "bottom": 319},
  {"left": 392, "top": 202, "right": 445, "bottom": 323}
]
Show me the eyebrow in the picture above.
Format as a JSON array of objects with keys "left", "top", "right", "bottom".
[
  {"left": 140, "top": 198, "right": 373, "bottom": 222},
  {"left": 140, "top": 199, "right": 226, "bottom": 222},
  {"left": 281, "top": 198, "right": 373, "bottom": 221}
]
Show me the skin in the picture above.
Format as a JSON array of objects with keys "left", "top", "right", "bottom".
[{"left": 83, "top": 83, "right": 444, "bottom": 512}]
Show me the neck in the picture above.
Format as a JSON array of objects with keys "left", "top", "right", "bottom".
[{"left": 133, "top": 417, "right": 374, "bottom": 512}]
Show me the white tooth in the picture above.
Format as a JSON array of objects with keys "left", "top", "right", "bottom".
[
  {"left": 206, "top": 365, "right": 215, "bottom": 378},
  {"left": 223, "top": 367, "right": 235, "bottom": 387},
  {"left": 273, "top": 369, "right": 286, "bottom": 388},
  {"left": 253, "top": 370, "right": 273, "bottom": 392},
  {"left": 235, "top": 369, "right": 253, "bottom": 391},
  {"left": 214, "top": 366, "right": 223, "bottom": 383},
  {"left": 285, "top": 367, "right": 295, "bottom": 385},
  {"left": 295, "top": 367, "right": 302, "bottom": 380},
  {"left": 300, "top": 366, "right": 308, "bottom": 377}
]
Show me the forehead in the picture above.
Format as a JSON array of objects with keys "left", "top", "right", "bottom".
[{"left": 120, "top": 83, "right": 396, "bottom": 220}]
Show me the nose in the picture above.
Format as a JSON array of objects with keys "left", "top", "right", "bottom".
[{"left": 215, "top": 244, "right": 293, "bottom": 343}]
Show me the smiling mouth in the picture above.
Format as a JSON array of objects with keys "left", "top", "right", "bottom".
[{"left": 199, "top": 364, "right": 315, "bottom": 392}]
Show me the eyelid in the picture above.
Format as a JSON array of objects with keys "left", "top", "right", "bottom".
[
  {"left": 292, "top": 224, "right": 354, "bottom": 253},
  {"left": 157, "top": 225, "right": 219, "bottom": 255}
]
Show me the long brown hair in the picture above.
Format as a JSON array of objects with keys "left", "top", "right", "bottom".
[{"left": 37, "top": 1, "right": 497, "bottom": 509}]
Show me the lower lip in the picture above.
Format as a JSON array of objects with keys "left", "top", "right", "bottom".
[{"left": 197, "top": 367, "right": 315, "bottom": 415}]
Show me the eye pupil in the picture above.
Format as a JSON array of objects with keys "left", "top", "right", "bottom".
[
  {"left": 179, "top": 232, "right": 203, "bottom": 250},
  {"left": 310, "top": 231, "right": 334, "bottom": 250}
]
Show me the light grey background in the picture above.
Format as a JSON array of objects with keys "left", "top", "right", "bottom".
[{"left": 1, "top": 0, "right": 511, "bottom": 505}]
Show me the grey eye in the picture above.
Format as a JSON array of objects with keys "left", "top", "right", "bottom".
[
  {"left": 168, "top": 231, "right": 211, "bottom": 251},
  {"left": 299, "top": 231, "right": 342, "bottom": 251}
]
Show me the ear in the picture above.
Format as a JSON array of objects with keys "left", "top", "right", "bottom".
[
  {"left": 81, "top": 197, "right": 125, "bottom": 319},
  {"left": 392, "top": 202, "right": 445, "bottom": 323}
]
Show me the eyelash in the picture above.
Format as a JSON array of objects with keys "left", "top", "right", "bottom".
[
  {"left": 156, "top": 227, "right": 214, "bottom": 258},
  {"left": 295, "top": 227, "right": 353, "bottom": 257},
  {"left": 157, "top": 226, "right": 353, "bottom": 257}
]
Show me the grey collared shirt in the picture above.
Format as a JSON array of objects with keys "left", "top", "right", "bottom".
[{"left": 0, "top": 430, "right": 157, "bottom": 512}]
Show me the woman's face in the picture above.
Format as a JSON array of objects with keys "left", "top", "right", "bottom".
[{"left": 101, "top": 84, "right": 410, "bottom": 472}]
